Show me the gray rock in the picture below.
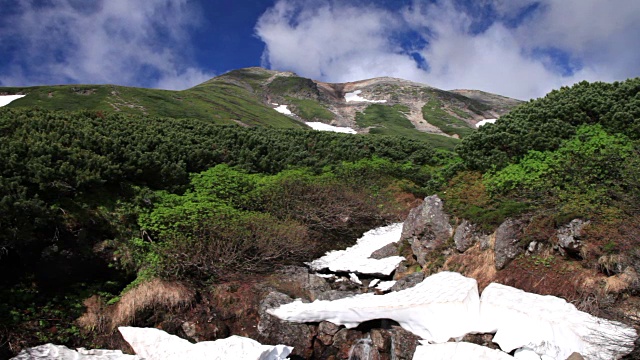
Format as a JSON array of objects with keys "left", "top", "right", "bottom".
[
  {"left": 389, "top": 273, "right": 424, "bottom": 292},
  {"left": 275, "top": 266, "right": 330, "bottom": 301},
  {"left": 566, "top": 352, "right": 585, "bottom": 360},
  {"left": 557, "top": 219, "right": 590, "bottom": 256},
  {"left": 390, "top": 326, "right": 421, "bottom": 360},
  {"left": 370, "top": 242, "right": 399, "bottom": 259},
  {"left": 11, "top": 344, "right": 140, "bottom": 359},
  {"left": 494, "top": 218, "right": 525, "bottom": 270},
  {"left": 454, "top": 220, "right": 488, "bottom": 253},
  {"left": 257, "top": 291, "right": 316, "bottom": 358},
  {"left": 401, "top": 195, "right": 453, "bottom": 266},
  {"left": 316, "top": 290, "right": 357, "bottom": 301}
]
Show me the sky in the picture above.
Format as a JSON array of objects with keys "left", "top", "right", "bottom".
[{"left": 0, "top": 0, "right": 639, "bottom": 100}]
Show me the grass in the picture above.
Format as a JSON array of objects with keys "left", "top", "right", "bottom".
[
  {"left": 422, "top": 99, "right": 475, "bottom": 138},
  {"left": 286, "top": 97, "right": 334, "bottom": 121},
  {"left": 356, "top": 104, "right": 459, "bottom": 150},
  {"left": 1, "top": 81, "right": 306, "bottom": 129}
]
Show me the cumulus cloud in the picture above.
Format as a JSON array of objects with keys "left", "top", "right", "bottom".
[
  {"left": 256, "top": 0, "right": 640, "bottom": 100},
  {"left": 0, "top": 0, "right": 213, "bottom": 89}
]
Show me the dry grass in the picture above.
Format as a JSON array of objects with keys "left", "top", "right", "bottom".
[
  {"left": 77, "top": 279, "right": 195, "bottom": 332},
  {"left": 443, "top": 235, "right": 497, "bottom": 291},
  {"left": 604, "top": 267, "right": 638, "bottom": 294}
]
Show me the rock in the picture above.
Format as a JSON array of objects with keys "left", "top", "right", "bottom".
[
  {"left": 401, "top": 195, "right": 453, "bottom": 266},
  {"left": 413, "top": 342, "right": 514, "bottom": 359},
  {"left": 273, "top": 266, "right": 331, "bottom": 301},
  {"left": 11, "top": 344, "right": 140, "bottom": 359},
  {"left": 370, "top": 243, "right": 399, "bottom": 259},
  {"left": 316, "top": 290, "right": 357, "bottom": 301},
  {"left": 268, "top": 272, "right": 482, "bottom": 343},
  {"left": 453, "top": 220, "right": 488, "bottom": 253},
  {"left": 389, "top": 326, "right": 421, "bottom": 360},
  {"left": 370, "top": 329, "right": 391, "bottom": 353},
  {"left": 118, "top": 327, "right": 292, "bottom": 360},
  {"left": 388, "top": 272, "right": 424, "bottom": 292},
  {"left": 557, "top": 219, "right": 589, "bottom": 257},
  {"left": 565, "top": 353, "right": 585, "bottom": 360},
  {"left": 494, "top": 218, "right": 525, "bottom": 270},
  {"left": 257, "top": 292, "right": 316, "bottom": 358},
  {"left": 479, "top": 283, "right": 637, "bottom": 360},
  {"left": 332, "top": 328, "right": 364, "bottom": 359}
]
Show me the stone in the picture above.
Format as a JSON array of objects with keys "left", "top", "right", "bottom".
[
  {"left": 557, "top": 219, "right": 589, "bottom": 256},
  {"left": 389, "top": 326, "right": 420, "bottom": 360},
  {"left": 316, "top": 290, "right": 357, "bottom": 301},
  {"left": 454, "top": 220, "right": 488, "bottom": 253},
  {"left": 494, "top": 218, "right": 525, "bottom": 270},
  {"left": 565, "top": 353, "right": 585, "bottom": 360},
  {"left": 369, "top": 242, "right": 399, "bottom": 259},
  {"left": 257, "top": 292, "right": 316, "bottom": 358},
  {"left": 401, "top": 195, "right": 453, "bottom": 266},
  {"left": 370, "top": 329, "right": 391, "bottom": 353},
  {"left": 273, "top": 266, "right": 331, "bottom": 301},
  {"left": 388, "top": 272, "right": 424, "bottom": 292}
]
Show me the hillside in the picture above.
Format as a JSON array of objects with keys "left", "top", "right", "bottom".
[{"left": 0, "top": 67, "right": 521, "bottom": 150}]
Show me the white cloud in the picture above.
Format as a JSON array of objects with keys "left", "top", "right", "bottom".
[
  {"left": 256, "top": 0, "right": 640, "bottom": 100},
  {"left": 0, "top": 0, "right": 213, "bottom": 89}
]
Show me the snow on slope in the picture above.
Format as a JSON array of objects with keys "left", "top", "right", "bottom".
[
  {"left": 414, "top": 341, "right": 514, "bottom": 360},
  {"left": 480, "top": 283, "right": 637, "bottom": 360},
  {"left": 306, "top": 223, "right": 404, "bottom": 276},
  {"left": 118, "top": 327, "right": 292, "bottom": 360},
  {"left": 273, "top": 104, "right": 293, "bottom": 115},
  {"left": 476, "top": 118, "right": 497, "bottom": 127},
  {"left": 305, "top": 122, "right": 357, "bottom": 134},
  {"left": 0, "top": 95, "right": 26, "bottom": 107},
  {"left": 268, "top": 271, "right": 481, "bottom": 343},
  {"left": 11, "top": 344, "right": 141, "bottom": 359},
  {"left": 344, "top": 90, "right": 387, "bottom": 103}
]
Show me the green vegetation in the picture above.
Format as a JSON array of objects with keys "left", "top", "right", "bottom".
[
  {"left": 422, "top": 99, "right": 475, "bottom": 138},
  {"left": 286, "top": 97, "right": 334, "bottom": 120},
  {"left": 356, "top": 104, "right": 460, "bottom": 150}
]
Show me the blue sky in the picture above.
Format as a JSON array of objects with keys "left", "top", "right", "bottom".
[{"left": 0, "top": 0, "right": 639, "bottom": 100}]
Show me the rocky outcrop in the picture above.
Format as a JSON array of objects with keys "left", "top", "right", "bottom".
[
  {"left": 494, "top": 218, "right": 525, "bottom": 270},
  {"left": 370, "top": 242, "right": 399, "bottom": 259},
  {"left": 389, "top": 272, "right": 424, "bottom": 292},
  {"left": 557, "top": 219, "right": 590, "bottom": 257},
  {"left": 401, "top": 196, "right": 453, "bottom": 266},
  {"left": 453, "top": 220, "right": 489, "bottom": 253},
  {"left": 257, "top": 292, "right": 316, "bottom": 359}
]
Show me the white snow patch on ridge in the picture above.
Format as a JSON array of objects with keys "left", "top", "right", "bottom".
[
  {"left": 118, "top": 327, "right": 292, "bottom": 360},
  {"left": 273, "top": 104, "right": 293, "bottom": 115},
  {"left": 476, "top": 118, "right": 497, "bottom": 127},
  {"left": 305, "top": 122, "right": 357, "bottom": 134},
  {"left": 0, "top": 95, "right": 26, "bottom": 107},
  {"left": 268, "top": 271, "right": 481, "bottom": 343},
  {"left": 306, "top": 223, "right": 404, "bottom": 276},
  {"left": 344, "top": 90, "right": 387, "bottom": 103}
]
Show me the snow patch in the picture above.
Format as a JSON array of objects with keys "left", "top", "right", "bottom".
[
  {"left": 344, "top": 90, "right": 387, "bottom": 103},
  {"left": 268, "top": 271, "right": 481, "bottom": 343},
  {"left": 11, "top": 344, "right": 140, "bottom": 359},
  {"left": 349, "top": 273, "right": 362, "bottom": 285},
  {"left": 476, "top": 118, "right": 497, "bottom": 128},
  {"left": 118, "top": 327, "right": 292, "bottom": 360},
  {"left": 374, "top": 280, "right": 396, "bottom": 292},
  {"left": 306, "top": 223, "right": 404, "bottom": 276},
  {"left": 480, "top": 283, "right": 637, "bottom": 360},
  {"left": 414, "top": 341, "right": 515, "bottom": 360},
  {"left": 0, "top": 95, "right": 26, "bottom": 107},
  {"left": 305, "top": 122, "right": 357, "bottom": 134},
  {"left": 273, "top": 104, "right": 293, "bottom": 115}
]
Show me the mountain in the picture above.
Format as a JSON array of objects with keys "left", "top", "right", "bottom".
[{"left": 0, "top": 67, "right": 522, "bottom": 149}]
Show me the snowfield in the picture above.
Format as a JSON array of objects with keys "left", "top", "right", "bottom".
[
  {"left": 0, "top": 95, "right": 26, "bottom": 107},
  {"left": 344, "top": 90, "right": 387, "bottom": 103},
  {"left": 476, "top": 118, "right": 497, "bottom": 127},
  {"left": 305, "top": 122, "right": 357, "bottom": 134}
]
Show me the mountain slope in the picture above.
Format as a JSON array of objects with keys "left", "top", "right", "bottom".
[{"left": 1, "top": 67, "right": 522, "bottom": 148}]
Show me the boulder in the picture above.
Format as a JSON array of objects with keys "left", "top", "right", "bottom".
[
  {"left": 494, "top": 218, "right": 525, "bottom": 270},
  {"left": 273, "top": 266, "right": 331, "bottom": 301},
  {"left": 565, "top": 353, "right": 585, "bottom": 360},
  {"left": 388, "top": 272, "right": 424, "bottom": 292},
  {"left": 557, "top": 219, "right": 589, "bottom": 257},
  {"left": 454, "top": 220, "right": 488, "bottom": 253},
  {"left": 389, "top": 326, "right": 421, "bottom": 360},
  {"left": 257, "top": 292, "right": 316, "bottom": 358},
  {"left": 370, "top": 242, "right": 399, "bottom": 260},
  {"left": 401, "top": 196, "right": 453, "bottom": 266}
]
